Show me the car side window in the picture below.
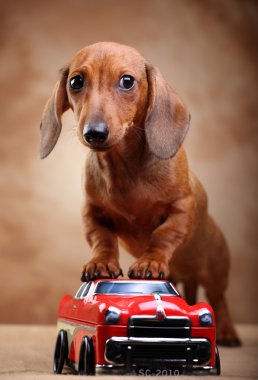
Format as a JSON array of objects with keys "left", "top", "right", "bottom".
[
  {"left": 74, "top": 282, "right": 92, "bottom": 299},
  {"left": 74, "top": 283, "right": 87, "bottom": 299},
  {"left": 81, "top": 281, "right": 92, "bottom": 298}
]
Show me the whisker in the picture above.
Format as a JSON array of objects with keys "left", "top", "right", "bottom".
[
  {"left": 132, "top": 125, "right": 145, "bottom": 132},
  {"left": 63, "top": 125, "right": 81, "bottom": 145}
]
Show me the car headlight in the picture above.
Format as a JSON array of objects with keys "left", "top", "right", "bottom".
[
  {"left": 104, "top": 306, "right": 121, "bottom": 325},
  {"left": 199, "top": 310, "right": 213, "bottom": 326}
]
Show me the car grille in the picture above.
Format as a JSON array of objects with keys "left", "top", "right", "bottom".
[
  {"left": 133, "top": 345, "right": 187, "bottom": 360},
  {"left": 105, "top": 339, "right": 211, "bottom": 367},
  {"left": 128, "top": 317, "right": 191, "bottom": 339},
  {"left": 131, "top": 342, "right": 211, "bottom": 366}
]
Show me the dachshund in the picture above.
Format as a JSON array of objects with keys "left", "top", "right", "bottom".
[{"left": 40, "top": 42, "right": 240, "bottom": 346}]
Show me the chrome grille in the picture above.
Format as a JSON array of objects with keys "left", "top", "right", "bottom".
[{"left": 128, "top": 317, "right": 191, "bottom": 339}]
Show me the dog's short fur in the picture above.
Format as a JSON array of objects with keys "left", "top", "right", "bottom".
[{"left": 40, "top": 42, "right": 240, "bottom": 345}]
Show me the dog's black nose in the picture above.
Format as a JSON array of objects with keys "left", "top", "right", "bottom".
[{"left": 83, "top": 122, "right": 109, "bottom": 144}]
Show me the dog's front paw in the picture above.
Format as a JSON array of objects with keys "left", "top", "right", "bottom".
[
  {"left": 128, "top": 255, "right": 169, "bottom": 279},
  {"left": 81, "top": 259, "right": 123, "bottom": 282}
]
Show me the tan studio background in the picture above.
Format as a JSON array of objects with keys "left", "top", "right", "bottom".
[{"left": 0, "top": 0, "right": 257, "bottom": 325}]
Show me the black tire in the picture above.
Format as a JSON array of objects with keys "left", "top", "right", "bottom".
[
  {"left": 215, "top": 346, "right": 221, "bottom": 375},
  {"left": 53, "top": 329, "right": 68, "bottom": 374},
  {"left": 78, "top": 336, "right": 95, "bottom": 375}
]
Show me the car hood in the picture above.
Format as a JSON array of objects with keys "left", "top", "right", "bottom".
[
  {"left": 58, "top": 292, "right": 213, "bottom": 327},
  {"left": 92, "top": 294, "right": 201, "bottom": 325}
]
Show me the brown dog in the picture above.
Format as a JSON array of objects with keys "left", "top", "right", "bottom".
[{"left": 40, "top": 42, "right": 240, "bottom": 346}]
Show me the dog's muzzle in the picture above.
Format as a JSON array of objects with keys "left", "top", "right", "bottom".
[{"left": 83, "top": 122, "right": 109, "bottom": 145}]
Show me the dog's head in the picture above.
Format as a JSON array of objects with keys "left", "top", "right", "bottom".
[{"left": 40, "top": 42, "right": 190, "bottom": 160}]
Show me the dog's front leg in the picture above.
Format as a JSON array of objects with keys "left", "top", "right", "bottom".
[
  {"left": 128, "top": 195, "right": 195, "bottom": 279},
  {"left": 81, "top": 202, "right": 122, "bottom": 281}
]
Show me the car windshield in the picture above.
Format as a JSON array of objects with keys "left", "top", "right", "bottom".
[{"left": 94, "top": 281, "right": 178, "bottom": 295}]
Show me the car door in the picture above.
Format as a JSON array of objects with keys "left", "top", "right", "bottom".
[
  {"left": 71, "top": 282, "right": 94, "bottom": 365},
  {"left": 72, "top": 281, "right": 93, "bottom": 320},
  {"left": 70, "top": 282, "right": 89, "bottom": 319}
]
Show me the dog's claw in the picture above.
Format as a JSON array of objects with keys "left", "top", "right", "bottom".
[
  {"left": 146, "top": 271, "right": 152, "bottom": 279},
  {"left": 137, "top": 271, "right": 142, "bottom": 278},
  {"left": 81, "top": 272, "right": 87, "bottom": 282},
  {"left": 110, "top": 271, "right": 116, "bottom": 279},
  {"left": 85, "top": 271, "right": 91, "bottom": 281},
  {"left": 159, "top": 272, "right": 164, "bottom": 279},
  {"left": 94, "top": 270, "right": 101, "bottom": 278},
  {"left": 128, "top": 270, "right": 134, "bottom": 278}
]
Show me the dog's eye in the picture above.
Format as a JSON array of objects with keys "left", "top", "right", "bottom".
[
  {"left": 119, "top": 75, "right": 135, "bottom": 91},
  {"left": 70, "top": 74, "right": 84, "bottom": 91}
]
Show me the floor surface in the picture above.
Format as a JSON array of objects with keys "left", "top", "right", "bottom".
[{"left": 0, "top": 324, "right": 257, "bottom": 379}]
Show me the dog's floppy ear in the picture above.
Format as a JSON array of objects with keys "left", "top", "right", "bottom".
[
  {"left": 145, "top": 64, "right": 190, "bottom": 160},
  {"left": 40, "top": 66, "right": 70, "bottom": 159}
]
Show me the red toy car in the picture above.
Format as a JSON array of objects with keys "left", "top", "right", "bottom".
[{"left": 53, "top": 279, "right": 220, "bottom": 375}]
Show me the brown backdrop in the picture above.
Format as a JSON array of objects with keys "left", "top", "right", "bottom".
[{"left": 0, "top": 0, "right": 257, "bottom": 324}]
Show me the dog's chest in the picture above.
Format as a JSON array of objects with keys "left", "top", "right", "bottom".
[
  {"left": 100, "top": 175, "right": 169, "bottom": 228},
  {"left": 86, "top": 153, "right": 173, "bottom": 227}
]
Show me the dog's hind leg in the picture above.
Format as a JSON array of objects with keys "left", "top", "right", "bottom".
[{"left": 200, "top": 216, "right": 241, "bottom": 346}]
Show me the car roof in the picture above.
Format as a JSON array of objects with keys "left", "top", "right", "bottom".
[{"left": 92, "top": 278, "right": 170, "bottom": 285}]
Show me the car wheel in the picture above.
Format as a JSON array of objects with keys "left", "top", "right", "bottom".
[
  {"left": 78, "top": 336, "right": 95, "bottom": 375},
  {"left": 215, "top": 346, "right": 221, "bottom": 375},
  {"left": 53, "top": 329, "right": 68, "bottom": 374}
]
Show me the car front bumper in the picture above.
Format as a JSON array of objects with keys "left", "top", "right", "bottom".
[{"left": 105, "top": 336, "right": 212, "bottom": 369}]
